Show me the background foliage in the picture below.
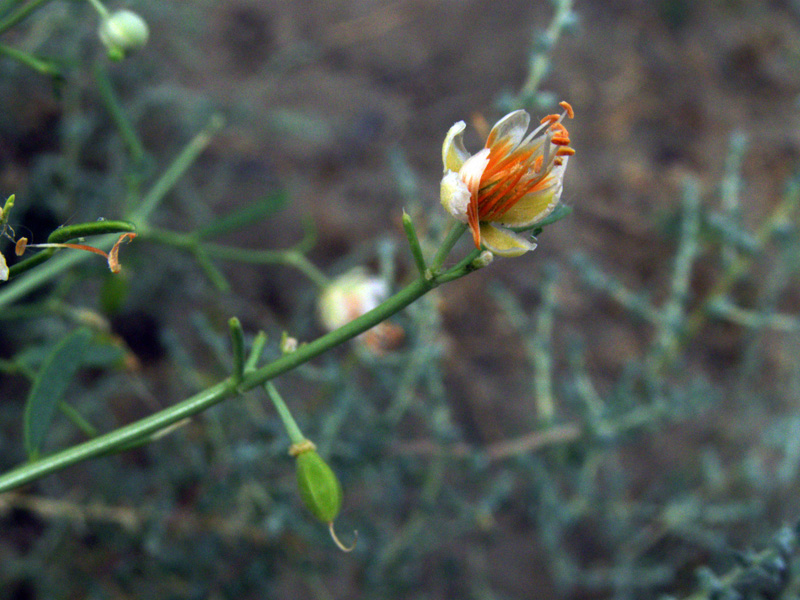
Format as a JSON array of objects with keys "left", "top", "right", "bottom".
[{"left": 1, "top": 1, "right": 800, "bottom": 599}]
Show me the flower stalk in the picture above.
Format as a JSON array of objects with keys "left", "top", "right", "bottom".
[{"left": 0, "top": 242, "right": 475, "bottom": 492}]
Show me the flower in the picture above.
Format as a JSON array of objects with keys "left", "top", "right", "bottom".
[
  {"left": 99, "top": 10, "right": 149, "bottom": 60},
  {"left": 318, "top": 268, "right": 389, "bottom": 332},
  {"left": 440, "top": 102, "right": 574, "bottom": 257},
  {"left": 317, "top": 268, "right": 404, "bottom": 354}
]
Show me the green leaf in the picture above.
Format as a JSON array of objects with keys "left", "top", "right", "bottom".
[
  {"left": 196, "top": 191, "right": 288, "bottom": 240},
  {"left": 24, "top": 327, "right": 93, "bottom": 460}
]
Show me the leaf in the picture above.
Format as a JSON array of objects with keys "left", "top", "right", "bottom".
[
  {"left": 24, "top": 327, "right": 93, "bottom": 460},
  {"left": 196, "top": 191, "right": 288, "bottom": 240}
]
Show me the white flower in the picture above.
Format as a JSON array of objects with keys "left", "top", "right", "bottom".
[{"left": 440, "top": 102, "right": 575, "bottom": 257}]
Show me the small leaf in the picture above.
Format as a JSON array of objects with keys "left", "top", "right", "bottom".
[
  {"left": 24, "top": 328, "right": 93, "bottom": 459},
  {"left": 196, "top": 191, "right": 288, "bottom": 240}
]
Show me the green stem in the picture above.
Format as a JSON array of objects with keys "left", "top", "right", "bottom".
[
  {"left": 0, "top": 120, "right": 220, "bottom": 309},
  {"left": 402, "top": 210, "right": 427, "bottom": 276},
  {"left": 430, "top": 222, "right": 467, "bottom": 273},
  {"left": 0, "top": 0, "right": 23, "bottom": 18},
  {"left": 244, "top": 331, "right": 268, "bottom": 372},
  {"left": 0, "top": 43, "right": 59, "bottom": 76},
  {"left": 518, "top": 0, "right": 573, "bottom": 101},
  {"left": 228, "top": 317, "right": 245, "bottom": 383},
  {"left": 58, "top": 401, "right": 98, "bottom": 438},
  {"left": 0, "top": 216, "right": 468, "bottom": 491},
  {"left": 93, "top": 62, "right": 145, "bottom": 165},
  {"left": 0, "top": 272, "right": 454, "bottom": 491},
  {"left": 85, "top": 0, "right": 108, "bottom": 19},
  {"left": 265, "top": 382, "right": 305, "bottom": 445},
  {"left": 0, "top": 0, "right": 53, "bottom": 35},
  {"left": 144, "top": 228, "right": 330, "bottom": 289},
  {"left": 128, "top": 115, "right": 223, "bottom": 224},
  {"left": 7, "top": 221, "right": 136, "bottom": 280}
]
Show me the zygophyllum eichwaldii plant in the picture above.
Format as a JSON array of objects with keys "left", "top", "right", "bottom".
[{"left": 0, "top": 102, "right": 574, "bottom": 548}]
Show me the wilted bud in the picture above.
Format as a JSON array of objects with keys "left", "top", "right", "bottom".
[{"left": 99, "top": 10, "right": 149, "bottom": 60}]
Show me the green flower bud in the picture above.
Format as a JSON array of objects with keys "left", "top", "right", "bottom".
[
  {"left": 99, "top": 10, "right": 149, "bottom": 60},
  {"left": 294, "top": 448, "right": 342, "bottom": 524},
  {"left": 471, "top": 250, "right": 494, "bottom": 269}
]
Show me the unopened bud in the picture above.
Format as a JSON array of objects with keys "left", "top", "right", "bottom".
[
  {"left": 471, "top": 250, "right": 494, "bottom": 269},
  {"left": 99, "top": 10, "right": 149, "bottom": 60},
  {"left": 280, "top": 331, "right": 298, "bottom": 354}
]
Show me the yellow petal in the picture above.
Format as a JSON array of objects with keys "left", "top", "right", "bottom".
[
  {"left": 442, "top": 121, "right": 470, "bottom": 172},
  {"left": 479, "top": 223, "right": 537, "bottom": 257},
  {"left": 494, "top": 158, "right": 568, "bottom": 228}
]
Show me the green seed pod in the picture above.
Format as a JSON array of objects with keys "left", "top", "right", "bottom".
[
  {"left": 98, "top": 10, "right": 149, "bottom": 60},
  {"left": 295, "top": 449, "right": 342, "bottom": 524}
]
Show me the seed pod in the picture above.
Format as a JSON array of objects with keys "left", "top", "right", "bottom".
[{"left": 295, "top": 449, "right": 342, "bottom": 524}]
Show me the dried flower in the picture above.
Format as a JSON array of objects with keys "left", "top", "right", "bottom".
[
  {"left": 15, "top": 232, "right": 136, "bottom": 273},
  {"left": 440, "top": 102, "right": 574, "bottom": 257}
]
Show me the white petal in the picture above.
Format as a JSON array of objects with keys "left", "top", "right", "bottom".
[
  {"left": 0, "top": 252, "right": 7, "bottom": 281},
  {"left": 458, "top": 148, "right": 490, "bottom": 196},
  {"left": 485, "top": 110, "right": 530, "bottom": 152},
  {"left": 440, "top": 171, "right": 471, "bottom": 222},
  {"left": 442, "top": 120, "right": 471, "bottom": 173}
]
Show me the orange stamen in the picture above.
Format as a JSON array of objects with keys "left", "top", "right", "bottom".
[
  {"left": 556, "top": 147, "right": 576, "bottom": 156},
  {"left": 539, "top": 114, "right": 559, "bottom": 126},
  {"left": 559, "top": 101, "right": 574, "bottom": 119},
  {"left": 551, "top": 137, "right": 571, "bottom": 146},
  {"left": 479, "top": 167, "right": 529, "bottom": 218},
  {"left": 486, "top": 174, "right": 552, "bottom": 220},
  {"left": 554, "top": 157, "right": 563, "bottom": 166},
  {"left": 533, "top": 155, "right": 544, "bottom": 172},
  {"left": 108, "top": 232, "right": 137, "bottom": 273}
]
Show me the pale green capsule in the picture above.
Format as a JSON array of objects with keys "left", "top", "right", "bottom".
[{"left": 295, "top": 450, "right": 342, "bottom": 523}]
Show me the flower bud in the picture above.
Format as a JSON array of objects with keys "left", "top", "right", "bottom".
[
  {"left": 471, "top": 250, "right": 494, "bottom": 269},
  {"left": 99, "top": 10, "right": 149, "bottom": 60},
  {"left": 294, "top": 446, "right": 343, "bottom": 524}
]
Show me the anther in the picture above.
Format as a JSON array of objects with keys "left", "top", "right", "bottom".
[
  {"left": 559, "top": 101, "right": 574, "bottom": 119},
  {"left": 556, "top": 147, "right": 576, "bottom": 156},
  {"left": 539, "top": 114, "right": 559, "bottom": 126}
]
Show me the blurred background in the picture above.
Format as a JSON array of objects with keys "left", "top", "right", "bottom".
[{"left": 1, "top": 0, "right": 800, "bottom": 598}]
